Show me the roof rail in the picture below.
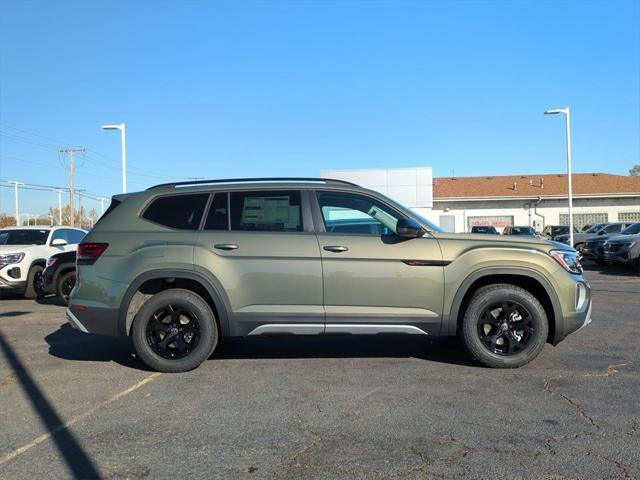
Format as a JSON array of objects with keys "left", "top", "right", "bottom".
[{"left": 147, "top": 177, "right": 359, "bottom": 190}]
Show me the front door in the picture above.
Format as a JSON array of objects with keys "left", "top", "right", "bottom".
[
  {"left": 313, "top": 190, "right": 444, "bottom": 335},
  {"left": 194, "top": 189, "right": 324, "bottom": 336}
]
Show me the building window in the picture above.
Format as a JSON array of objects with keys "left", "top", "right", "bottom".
[
  {"left": 618, "top": 212, "right": 640, "bottom": 222},
  {"left": 559, "top": 213, "right": 608, "bottom": 230}
]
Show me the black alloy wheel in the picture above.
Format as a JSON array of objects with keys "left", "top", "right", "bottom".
[
  {"left": 477, "top": 301, "right": 534, "bottom": 355},
  {"left": 145, "top": 304, "right": 202, "bottom": 360}
]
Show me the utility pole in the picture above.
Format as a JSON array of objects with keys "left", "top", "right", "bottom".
[
  {"left": 99, "top": 197, "right": 106, "bottom": 215},
  {"left": 8, "top": 181, "right": 23, "bottom": 226},
  {"left": 77, "top": 189, "right": 86, "bottom": 228},
  {"left": 59, "top": 147, "right": 86, "bottom": 227},
  {"left": 55, "top": 189, "right": 64, "bottom": 225}
]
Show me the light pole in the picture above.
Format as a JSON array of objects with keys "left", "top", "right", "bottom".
[
  {"left": 101, "top": 123, "right": 127, "bottom": 193},
  {"left": 545, "top": 107, "right": 574, "bottom": 247},
  {"left": 8, "top": 181, "right": 23, "bottom": 226},
  {"left": 55, "top": 189, "right": 64, "bottom": 225}
]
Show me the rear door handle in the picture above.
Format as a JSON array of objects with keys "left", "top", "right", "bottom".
[
  {"left": 214, "top": 244, "right": 239, "bottom": 251},
  {"left": 323, "top": 245, "right": 348, "bottom": 253}
]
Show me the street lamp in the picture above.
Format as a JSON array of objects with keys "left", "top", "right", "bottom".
[
  {"left": 101, "top": 122, "right": 127, "bottom": 193},
  {"left": 544, "top": 107, "right": 574, "bottom": 247}
]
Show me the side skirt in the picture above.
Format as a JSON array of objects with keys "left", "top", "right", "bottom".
[{"left": 247, "top": 324, "right": 429, "bottom": 336}]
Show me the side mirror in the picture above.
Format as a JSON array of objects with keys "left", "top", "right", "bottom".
[
  {"left": 396, "top": 217, "right": 426, "bottom": 238},
  {"left": 51, "top": 238, "right": 67, "bottom": 246}
]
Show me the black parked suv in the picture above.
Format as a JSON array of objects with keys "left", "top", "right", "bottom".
[{"left": 42, "top": 250, "right": 76, "bottom": 305}]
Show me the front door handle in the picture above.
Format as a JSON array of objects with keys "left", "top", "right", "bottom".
[
  {"left": 323, "top": 245, "right": 349, "bottom": 253},
  {"left": 214, "top": 244, "right": 239, "bottom": 251}
]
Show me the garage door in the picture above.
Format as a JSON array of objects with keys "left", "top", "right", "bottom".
[{"left": 467, "top": 216, "right": 513, "bottom": 232}]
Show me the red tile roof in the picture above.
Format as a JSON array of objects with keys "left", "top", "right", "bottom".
[{"left": 433, "top": 173, "right": 640, "bottom": 199}]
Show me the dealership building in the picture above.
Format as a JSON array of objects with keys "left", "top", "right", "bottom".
[{"left": 321, "top": 168, "right": 640, "bottom": 233}]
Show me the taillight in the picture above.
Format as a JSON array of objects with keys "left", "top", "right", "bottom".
[{"left": 77, "top": 243, "right": 109, "bottom": 265}]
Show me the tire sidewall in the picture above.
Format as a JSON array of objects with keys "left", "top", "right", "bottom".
[
  {"left": 57, "top": 271, "right": 76, "bottom": 306},
  {"left": 24, "top": 265, "right": 44, "bottom": 299},
  {"left": 462, "top": 286, "right": 549, "bottom": 368},
  {"left": 131, "top": 289, "right": 218, "bottom": 373}
]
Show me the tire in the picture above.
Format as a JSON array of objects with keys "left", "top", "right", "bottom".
[
  {"left": 56, "top": 271, "right": 76, "bottom": 306},
  {"left": 131, "top": 289, "right": 219, "bottom": 373},
  {"left": 24, "top": 265, "right": 44, "bottom": 299},
  {"left": 460, "top": 284, "right": 549, "bottom": 368}
]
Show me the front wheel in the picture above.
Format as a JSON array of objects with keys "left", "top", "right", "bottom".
[
  {"left": 131, "top": 289, "right": 219, "bottom": 373},
  {"left": 24, "top": 265, "right": 44, "bottom": 299},
  {"left": 460, "top": 284, "right": 548, "bottom": 368}
]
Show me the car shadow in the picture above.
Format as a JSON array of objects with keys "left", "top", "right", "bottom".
[
  {"left": 213, "top": 335, "right": 479, "bottom": 367},
  {"left": 36, "top": 295, "right": 66, "bottom": 306},
  {"left": 45, "top": 324, "right": 152, "bottom": 371},
  {"left": 45, "top": 324, "right": 479, "bottom": 369},
  {"left": 582, "top": 262, "right": 639, "bottom": 277}
]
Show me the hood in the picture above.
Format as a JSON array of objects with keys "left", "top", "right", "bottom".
[
  {"left": 606, "top": 233, "right": 640, "bottom": 244},
  {"left": 435, "top": 232, "right": 571, "bottom": 251},
  {"left": 0, "top": 244, "right": 44, "bottom": 255}
]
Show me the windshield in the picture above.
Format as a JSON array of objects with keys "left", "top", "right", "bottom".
[
  {"left": 585, "top": 223, "right": 605, "bottom": 233},
  {"left": 511, "top": 227, "right": 535, "bottom": 235},
  {"left": 622, "top": 223, "right": 640, "bottom": 235},
  {"left": 408, "top": 210, "right": 444, "bottom": 233},
  {"left": 0, "top": 229, "right": 49, "bottom": 245}
]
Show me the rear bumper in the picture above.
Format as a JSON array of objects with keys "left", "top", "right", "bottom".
[{"left": 66, "top": 305, "right": 119, "bottom": 336}]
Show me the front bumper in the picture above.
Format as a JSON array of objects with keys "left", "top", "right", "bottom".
[
  {"left": 580, "top": 243, "right": 605, "bottom": 261},
  {"left": 42, "top": 265, "right": 57, "bottom": 295},
  {"left": 0, "top": 277, "right": 27, "bottom": 293}
]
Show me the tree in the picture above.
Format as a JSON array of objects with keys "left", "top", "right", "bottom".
[
  {"left": 630, "top": 164, "right": 640, "bottom": 176},
  {"left": 0, "top": 214, "right": 16, "bottom": 228}
]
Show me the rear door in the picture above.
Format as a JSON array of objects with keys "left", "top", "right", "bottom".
[
  {"left": 312, "top": 190, "right": 444, "bottom": 335},
  {"left": 194, "top": 189, "right": 323, "bottom": 336}
]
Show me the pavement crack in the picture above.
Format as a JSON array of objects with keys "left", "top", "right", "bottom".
[{"left": 543, "top": 360, "right": 634, "bottom": 430}]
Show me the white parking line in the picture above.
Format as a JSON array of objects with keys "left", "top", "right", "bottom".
[{"left": 0, "top": 372, "right": 160, "bottom": 466}]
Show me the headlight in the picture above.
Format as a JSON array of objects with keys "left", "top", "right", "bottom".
[
  {"left": 46, "top": 256, "right": 59, "bottom": 267},
  {"left": 550, "top": 249, "right": 583, "bottom": 274},
  {"left": 618, "top": 241, "right": 636, "bottom": 249},
  {"left": 0, "top": 252, "right": 25, "bottom": 266}
]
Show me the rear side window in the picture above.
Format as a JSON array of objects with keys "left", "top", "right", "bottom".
[
  {"left": 230, "top": 191, "right": 302, "bottom": 232},
  {"left": 66, "top": 229, "right": 86, "bottom": 244},
  {"left": 204, "top": 193, "right": 229, "bottom": 230},
  {"left": 143, "top": 194, "right": 209, "bottom": 230}
]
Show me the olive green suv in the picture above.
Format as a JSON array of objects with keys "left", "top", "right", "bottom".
[{"left": 67, "top": 178, "right": 591, "bottom": 372}]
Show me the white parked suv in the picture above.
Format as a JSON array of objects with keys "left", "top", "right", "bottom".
[{"left": 0, "top": 226, "right": 86, "bottom": 298}]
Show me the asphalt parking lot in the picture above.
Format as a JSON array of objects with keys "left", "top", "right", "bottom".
[{"left": 0, "top": 265, "right": 638, "bottom": 480}]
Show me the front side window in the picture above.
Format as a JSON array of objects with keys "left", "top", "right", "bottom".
[
  {"left": 50, "top": 229, "right": 67, "bottom": 244},
  {"left": 316, "top": 191, "right": 400, "bottom": 235},
  {"left": 230, "top": 191, "right": 302, "bottom": 232},
  {"left": 66, "top": 229, "right": 86, "bottom": 244},
  {"left": 143, "top": 194, "right": 209, "bottom": 230}
]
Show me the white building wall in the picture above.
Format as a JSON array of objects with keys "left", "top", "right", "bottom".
[
  {"left": 425, "top": 197, "right": 640, "bottom": 233},
  {"left": 321, "top": 167, "right": 433, "bottom": 208}
]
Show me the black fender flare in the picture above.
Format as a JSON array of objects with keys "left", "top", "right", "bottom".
[
  {"left": 117, "top": 269, "right": 230, "bottom": 337},
  {"left": 444, "top": 267, "right": 563, "bottom": 342},
  {"left": 52, "top": 262, "right": 76, "bottom": 289}
]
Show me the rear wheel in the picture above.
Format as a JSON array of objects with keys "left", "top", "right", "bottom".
[
  {"left": 24, "top": 265, "right": 44, "bottom": 299},
  {"left": 56, "top": 271, "right": 76, "bottom": 305},
  {"left": 131, "top": 289, "right": 218, "bottom": 372},
  {"left": 461, "top": 284, "right": 548, "bottom": 368}
]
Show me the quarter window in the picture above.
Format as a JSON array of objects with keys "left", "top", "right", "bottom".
[
  {"left": 316, "top": 191, "right": 400, "bottom": 235},
  {"left": 143, "top": 194, "right": 209, "bottom": 230},
  {"left": 66, "top": 229, "right": 86, "bottom": 244},
  {"left": 230, "top": 191, "right": 302, "bottom": 232}
]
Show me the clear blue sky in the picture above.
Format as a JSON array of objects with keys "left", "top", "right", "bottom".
[{"left": 1, "top": 0, "right": 639, "bottom": 215}]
